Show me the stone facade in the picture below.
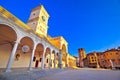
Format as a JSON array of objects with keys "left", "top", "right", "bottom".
[
  {"left": 0, "top": 5, "right": 76, "bottom": 72},
  {"left": 87, "top": 52, "right": 100, "bottom": 68},
  {"left": 78, "top": 48, "right": 86, "bottom": 67},
  {"left": 80, "top": 47, "right": 120, "bottom": 69},
  {"left": 103, "top": 48, "right": 120, "bottom": 69}
]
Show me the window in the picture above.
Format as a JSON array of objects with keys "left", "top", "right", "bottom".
[
  {"left": 41, "top": 16, "right": 45, "bottom": 21},
  {"left": 57, "top": 53, "right": 58, "bottom": 56},
  {"left": 110, "top": 53, "right": 112, "bottom": 55},
  {"left": 47, "top": 59, "right": 49, "bottom": 63},
  {"left": 117, "top": 58, "right": 120, "bottom": 62},
  {"left": 118, "top": 59, "right": 120, "bottom": 64},
  {"left": 33, "top": 57, "right": 36, "bottom": 61},
  {"left": 111, "top": 57, "right": 114, "bottom": 60},
  {"left": 91, "top": 57, "right": 93, "bottom": 59},
  {"left": 33, "top": 13, "right": 35, "bottom": 15},
  {"left": 112, "top": 59, "right": 116, "bottom": 65},
  {"left": 40, "top": 58, "right": 42, "bottom": 62},
  {"left": 107, "top": 53, "right": 108, "bottom": 55},
  {"left": 116, "top": 52, "right": 118, "bottom": 55}
]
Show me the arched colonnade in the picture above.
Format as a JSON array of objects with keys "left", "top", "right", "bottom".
[{"left": 0, "top": 22, "right": 61, "bottom": 72}]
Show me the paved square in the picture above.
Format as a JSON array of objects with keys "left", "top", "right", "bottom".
[{"left": 38, "top": 69, "right": 120, "bottom": 80}]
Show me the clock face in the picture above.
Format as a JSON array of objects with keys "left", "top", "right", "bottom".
[{"left": 41, "top": 16, "right": 45, "bottom": 21}]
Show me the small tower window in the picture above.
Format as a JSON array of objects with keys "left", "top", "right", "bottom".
[
  {"left": 41, "top": 16, "right": 45, "bottom": 21},
  {"left": 33, "top": 13, "right": 35, "bottom": 15}
]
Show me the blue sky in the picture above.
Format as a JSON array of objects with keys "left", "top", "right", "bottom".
[{"left": 1, "top": 0, "right": 120, "bottom": 56}]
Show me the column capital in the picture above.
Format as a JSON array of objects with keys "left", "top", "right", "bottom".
[
  {"left": 14, "top": 40, "right": 20, "bottom": 44},
  {"left": 32, "top": 43, "right": 37, "bottom": 49},
  {"left": 59, "top": 50, "right": 62, "bottom": 54}
]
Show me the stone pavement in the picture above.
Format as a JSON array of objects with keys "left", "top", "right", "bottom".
[
  {"left": 0, "top": 68, "right": 120, "bottom": 80},
  {"left": 38, "top": 68, "right": 120, "bottom": 80},
  {"left": 0, "top": 68, "right": 69, "bottom": 80}
]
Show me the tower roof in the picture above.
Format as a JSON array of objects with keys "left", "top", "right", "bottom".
[{"left": 32, "top": 5, "right": 50, "bottom": 17}]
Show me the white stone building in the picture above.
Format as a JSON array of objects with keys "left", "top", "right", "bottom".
[{"left": 0, "top": 5, "right": 77, "bottom": 72}]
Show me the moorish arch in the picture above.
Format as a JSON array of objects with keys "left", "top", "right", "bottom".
[
  {"left": 33, "top": 43, "right": 44, "bottom": 68},
  {"left": 44, "top": 47, "right": 51, "bottom": 69},
  {"left": 12, "top": 36, "right": 34, "bottom": 69},
  {"left": 0, "top": 24, "right": 17, "bottom": 71},
  {"left": 62, "top": 44, "right": 68, "bottom": 67}
]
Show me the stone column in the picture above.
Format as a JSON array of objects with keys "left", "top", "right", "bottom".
[
  {"left": 49, "top": 50, "right": 52, "bottom": 69},
  {"left": 66, "top": 54, "right": 69, "bottom": 67},
  {"left": 29, "top": 44, "right": 37, "bottom": 70},
  {"left": 54, "top": 53, "right": 56, "bottom": 68},
  {"left": 110, "top": 59, "right": 114, "bottom": 69},
  {"left": 58, "top": 50, "right": 62, "bottom": 69},
  {"left": 6, "top": 40, "right": 20, "bottom": 72},
  {"left": 41, "top": 47, "right": 46, "bottom": 69},
  {"left": 67, "top": 54, "right": 69, "bottom": 67}
]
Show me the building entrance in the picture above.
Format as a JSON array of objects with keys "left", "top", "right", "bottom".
[{"left": 35, "top": 60, "right": 39, "bottom": 68}]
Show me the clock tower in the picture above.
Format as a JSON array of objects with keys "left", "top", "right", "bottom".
[{"left": 27, "top": 5, "right": 50, "bottom": 37}]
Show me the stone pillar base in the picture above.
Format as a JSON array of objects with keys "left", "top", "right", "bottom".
[
  {"left": 29, "top": 67, "right": 32, "bottom": 71},
  {"left": 6, "top": 68, "right": 11, "bottom": 72},
  {"left": 58, "top": 64, "right": 62, "bottom": 69}
]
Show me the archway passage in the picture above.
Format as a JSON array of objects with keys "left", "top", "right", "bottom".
[
  {"left": 12, "top": 37, "right": 34, "bottom": 69},
  {"left": 33, "top": 44, "right": 44, "bottom": 68},
  {"left": 62, "top": 44, "right": 67, "bottom": 67},
  {"left": 56, "top": 53, "right": 59, "bottom": 68},
  {"left": 51, "top": 50, "right": 55, "bottom": 68},
  {"left": 44, "top": 47, "right": 51, "bottom": 69},
  {"left": 0, "top": 24, "right": 17, "bottom": 71}
]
